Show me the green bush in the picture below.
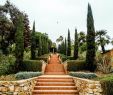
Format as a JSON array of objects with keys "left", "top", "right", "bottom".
[
  {"left": 36, "top": 54, "right": 50, "bottom": 62},
  {"left": 69, "top": 72, "right": 97, "bottom": 79},
  {"left": 67, "top": 56, "right": 75, "bottom": 60},
  {"left": 23, "top": 60, "right": 42, "bottom": 71},
  {"left": 95, "top": 74, "right": 113, "bottom": 95},
  {"left": 24, "top": 50, "right": 31, "bottom": 60},
  {"left": 59, "top": 54, "right": 74, "bottom": 62},
  {"left": 36, "top": 58, "right": 48, "bottom": 62},
  {"left": 67, "top": 60, "right": 86, "bottom": 71},
  {"left": 15, "top": 72, "right": 42, "bottom": 80},
  {"left": 0, "top": 54, "right": 16, "bottom": 76}
]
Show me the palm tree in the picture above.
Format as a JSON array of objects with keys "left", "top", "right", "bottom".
[{"left": 96, "top": 30, "right": 110, "bottom": 53}]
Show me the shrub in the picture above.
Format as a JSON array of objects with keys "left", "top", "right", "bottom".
[
  {"left": 95, "top": 74, "right": 113, "bottom": 95},
  {"left": 67, "top": 56, "right": 75, "bottom": 60},
  {"left": 67, "top": 60, "right": 86, "bottom": 71},
  {"left": 69, "top": 72, "right": 97, "bottom": 79},
  {"left": 24, "top": 50, "right": 31, "bottom": 60},
  {"left": 0, "top": 54, "right": 16, "bottom": 76},
  {"left": 96, "top": 55, "right": 112, "bottom": 74},
  {"left": 36, "top": 54, "right": 50, "bottom": 62},
  {"left": 15, "top": 72, "right": 42, "bottom": 80},
  {"left": 23, "top": 60, "right": 42, "bottom": 71},
  {"left": 36, "top": 57, "right": 48, "bottom": 62},
  {"left": 0, "top": 74, "right": 16, "bottom": 81}
]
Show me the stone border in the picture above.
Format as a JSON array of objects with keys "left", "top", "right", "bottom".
[
  {"left": 0, "top": 77, "right": 38, "bottom": 95},
  {"left": 73, "top": 77, "right": 103, "bottom": 95}
]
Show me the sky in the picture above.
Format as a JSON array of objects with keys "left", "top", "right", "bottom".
[{"left": 0, "top": 0, "right": 113, "bottom": 49}]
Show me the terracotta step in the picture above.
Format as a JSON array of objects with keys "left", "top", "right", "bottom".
[
  {"left": 34, "top": 86, "right": 77, "bottom": 90},
  {"left": 45, "top": 72, "right": 65, "bottom": 75},
  {"left": 38, "top": 75, "right": 72, "bottom": 79},
  {"left": 37, "top": 76, "right": 73, "bottom": 79},
  {"left": 45, "top": 64, "right": 65, "bottom": 72},
  {"left": 32, "top": 54, "right": 79, "bottom": 95},
  {"left": 32, "top": 90, "right": 78, "bottom": 94},
  {"left": 37, "top": 79, "right": 74, "bottom": 82},
  {"left": 36, "top": 82, "right": 75, "bottom": 86},
  {"left": 32, "top": 94, "right": 79, "bottom": 95}
]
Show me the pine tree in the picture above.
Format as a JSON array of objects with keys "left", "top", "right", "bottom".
[
  {"left": 15, "top": 15, "right": 24, "bottom": 71},
  {"left": 74, "top": 28, "right": 78, "bottom": 59},
  {"left": 86, "top": 4, "right": 96, "bottom": 71},
  {"left": 31, "top": 21, "right": 36, "bottom": 59},
  {"left": 67, "top": 29, "right": 71, "bottom": 56}
]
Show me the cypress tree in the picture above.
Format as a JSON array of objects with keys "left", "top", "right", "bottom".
[
  {"left": 86, "top": 4, "right": 96, "bottom": 71},
  {"left": 67, "top": 29, "right": 71, "bottom": 56},
  {"left": 41, "top": 37, "right": 44, "bottom": 55},
  {"left": 31, "top": 21, "right": 36, "bottom": 59},
  {"left": 15, "top": 15, "right": 24, "bottom": 71},
  {"left": 74, "top": 28, "right": 78, "bottom": 59},
  {"left": 64, "top": 38, "right": 67, "bottom": 55},
  {"left": 61, "top": 41, "right": 65, "bottom": 54},
  {"left": 38, "top": 35, "right": 42, "bottom": 56}
]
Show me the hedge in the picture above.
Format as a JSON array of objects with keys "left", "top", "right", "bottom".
[
  {"left": 23, "top": 60, "right": 42, "bottom": 72},
  {"left": 36, "top": 58, "right": 48, "bottom": 62},
  {"left": 69, "top": 72, "right": 97, "bottom": 79},
  {"left": 15, "top": 71, "right": 42, "bottom": 80},
  {"left": 67, "top": 60, "right": 86, "bottom": 71},
  {"left": 95, "top": 74, "right": 113, "bottom": 95}
]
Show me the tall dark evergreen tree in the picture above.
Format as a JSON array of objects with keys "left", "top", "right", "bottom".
[
  {"left": 74, "top": 28, "right": 78, "bottom": 59},
  {"left": 86, "top": 4, "right": 96, "bottom": 71},
  {"left": 31, "top": 21, "right": 36, "bottom": 59},
  {"left": 67, "top": 29, "right": 71, "bottom": 56},
  {"left": 64, "top": 38, "right": 67, "bottom": 55},
  {"left": 15, "top": 15, "right": 24, "bottom": 71},
  {"left": 23, "top": 14, "right": 31, "bottom": 48},
  {"left": 38, "top": 35, "right": 42, "bottom": 56}
]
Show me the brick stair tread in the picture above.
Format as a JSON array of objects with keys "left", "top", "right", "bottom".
[
  {"left": 32, "top": 90, "right": 78, "bottom": 94},
  {"left": 33, "top": 90, "right": 78, "bottom": 92},
  {"left": 33, "top": 93, "right": 79, "bottom": 95},
  {"left": 45, "top": 72, "right": 66, "bottom": 75},
  {"left": 37, "top": 77, "right": 72, "bottom": 79},
  {"left": 38, "top": 75, "right": 72, "bottom": 78},
  {"left": 37, "top": 79, "right": 73, "bottom": 82},
  {"left": 36, "top": 82, "right": 74, "bottom": 84},
  {"left": 34, "top": 86, "right": 77, "bottom": 90},
  {"left": 34, "top": 86, "right": 76, "bottom": 88},
  {"left": 36, "top": 84, "right": 75, "bottom": 86}
]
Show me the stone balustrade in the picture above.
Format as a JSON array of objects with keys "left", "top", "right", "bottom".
[
  {"left": 0, "top": 77, "right": 37, "bottom": 95},
  {"left": 73, "top": 77, "right": 103, "bottom": 95}
]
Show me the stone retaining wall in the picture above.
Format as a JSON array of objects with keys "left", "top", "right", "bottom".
[
  {"left": 0, "top": 77, "right": 37, "bottom": 95},
  {"left": 73, "top": 77, "right": 103, "bottom": 95}
]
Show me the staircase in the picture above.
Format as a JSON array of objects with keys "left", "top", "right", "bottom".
[
  {"left": 45, "top": 54, "right": 66, "bottom": 75},
  {"left": 32, "top": 54, "right": 79, "bottom": 95},
  {"left": 32, "top": 75, "right": 79, "bottom": 95}
]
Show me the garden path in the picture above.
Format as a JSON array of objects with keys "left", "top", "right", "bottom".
[{"left": 32, "top": 53, "right": 79, "bottom": 95}]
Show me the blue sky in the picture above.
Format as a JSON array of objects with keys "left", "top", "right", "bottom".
[{"left": 0, "top": 0, "right": 113, "bottom": 49}]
